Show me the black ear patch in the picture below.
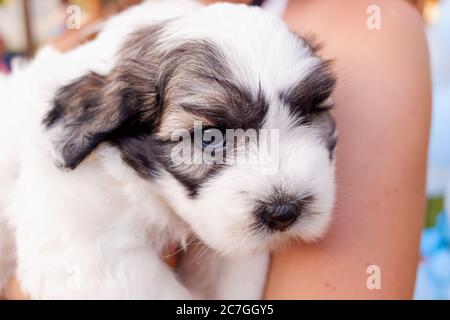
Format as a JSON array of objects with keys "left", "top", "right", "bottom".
[
  {"left": 44, "top": 63, "right": 163, "bottom": 170},
  {"left": 43, "top": 23, "right": 168, "bottom": 171},
  {"left": 44, "top": 66, "right": 154, "bottom": 170},
  {"left": 44, "top": 73, "right": 107, "bottom": 128},
  {"left": 44, "top": 72, "right": 121, "bottom": 170}
]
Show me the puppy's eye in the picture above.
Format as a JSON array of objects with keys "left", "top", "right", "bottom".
[
  {"left": 311, "top": 97, "right": 334, "bottom": 113},
  {"left": 193, "top": 127, "right": 226, "bottom": 151}
]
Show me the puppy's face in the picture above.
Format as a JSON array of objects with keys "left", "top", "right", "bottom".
[{"left": 45, "top": 4, "right": 337, "bottom": 255}]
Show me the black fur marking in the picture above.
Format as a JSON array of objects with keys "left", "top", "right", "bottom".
[
  {"left": 180, "top": 87, "right": 268, "bottom": 131},
  {"left": 328, "top": 134, "right": 337, "bottom": 161},
  {"left": 170, "top": 164, "right": 226, "bottom": 198},
  {"left": 112, "top": 134, "right": 162, "bottom": 180},
  {"left": 43, "top": 101, "right": 65, "bottom": 128},
  {"left": 250, "top": 0, "right": 266, "bottom": 6},
  {"left": 44, "top": 72, "right": 107, "bottom": 128},
  {"left": 280, "top": 61, "right": 336, "bottom": 122}
]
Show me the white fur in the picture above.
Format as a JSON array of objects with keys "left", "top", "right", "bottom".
[{"left": 0, "top": 0, "right": 334, "bottom": 299}]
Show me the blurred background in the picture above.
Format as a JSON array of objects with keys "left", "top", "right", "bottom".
[{"left": 0, "top": 0, "right": 449, "bottom": 299}]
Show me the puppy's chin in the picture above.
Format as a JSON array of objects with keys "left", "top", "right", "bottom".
[{"left": 188, "top": 209, "right": 334, "bottom": 257}]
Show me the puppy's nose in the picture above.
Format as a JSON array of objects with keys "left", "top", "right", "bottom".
[{"left": 261, "top": 203, "right": 300, "bottom": 231}]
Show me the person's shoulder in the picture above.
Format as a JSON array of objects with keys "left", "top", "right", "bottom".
[
  {"left": 284, "top": 0, "right": 431, "bottom": 132},
  {"left": 285, "top": 0, "right": 427, "bottom": 56}
]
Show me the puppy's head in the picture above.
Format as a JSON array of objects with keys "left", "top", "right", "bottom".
[{"left": 44, "top": 4, "right": 337, "bottom": 255}]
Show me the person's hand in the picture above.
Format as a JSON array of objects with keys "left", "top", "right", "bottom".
[{"left": 1, "top": 245, "right": 180, "bottom": 300}]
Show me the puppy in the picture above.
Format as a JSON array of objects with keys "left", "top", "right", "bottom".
[{"left": 0, "top": 0, "right": 337, "bottom": 299}]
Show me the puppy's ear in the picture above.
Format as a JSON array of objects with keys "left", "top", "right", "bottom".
[
  {"left": 44, "top": 64, "right": 160, "bottom": 170},
  {"left": 44, "top": 72, "right": 112, "bottom": 169},
  {"left": 44, "top": 24, "right": 166, "bottom": 170}
]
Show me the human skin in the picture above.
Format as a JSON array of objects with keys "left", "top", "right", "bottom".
[
  {"left": 3, "top": 0, "right": 430, "bottom": 299},
  {"left": 265, "top": 0, "right": 430, "bottom": 299}
]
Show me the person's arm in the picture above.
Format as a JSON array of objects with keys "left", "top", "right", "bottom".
[{"left": 265, "top": 0, "right": 431, "bottom": 299}]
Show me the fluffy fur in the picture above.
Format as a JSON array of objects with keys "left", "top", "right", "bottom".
[{"left": 0, "top": 0, "right": 336, "bottom": 299}]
